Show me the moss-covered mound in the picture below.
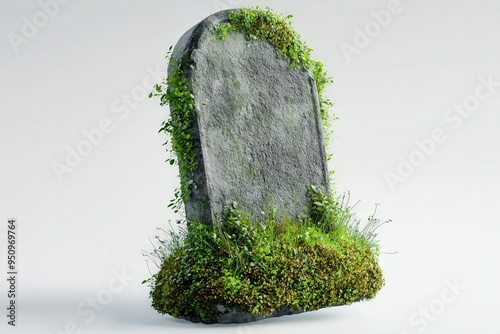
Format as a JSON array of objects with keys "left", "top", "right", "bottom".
[{"left": 147, "top": 188, "right": 384, "bottom": 323}]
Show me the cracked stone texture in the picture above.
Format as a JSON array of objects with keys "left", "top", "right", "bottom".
[{"left": 171, "top": 9, "right": 330, "bottom": 225}]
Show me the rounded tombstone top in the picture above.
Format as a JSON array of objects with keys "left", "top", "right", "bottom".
[{"left": 167, "top": 9, "right": 330, "bottom": 225}]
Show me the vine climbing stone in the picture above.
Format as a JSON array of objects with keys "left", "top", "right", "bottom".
[{"left": 171, "top": 9, "right": 330, "bottom": 225}]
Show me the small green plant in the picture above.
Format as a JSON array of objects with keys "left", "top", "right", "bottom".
[{"left": 308, "top": 185, "right": 391, "bottom": 251}]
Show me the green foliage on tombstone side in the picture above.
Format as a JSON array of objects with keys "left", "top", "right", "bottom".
[
  {"left": 150, "top": 49, "right": 197, "bottom": 211},
  {"left": 145, "top": 187, "right": 386, "bottom": 323}
]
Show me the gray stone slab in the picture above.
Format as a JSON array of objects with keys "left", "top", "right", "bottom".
[{"left": 171, "top": 10, "right": 330, "bottom": 225}]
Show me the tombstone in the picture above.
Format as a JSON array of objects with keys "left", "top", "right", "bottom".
[
  {"left": 171, "top": 10, "right": 330, "bottom": 224},
  {"left": 151, "top": 9, "right": 385, "bottom": 325}
]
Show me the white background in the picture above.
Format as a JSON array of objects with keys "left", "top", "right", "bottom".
[{"left": 1, "top": 0, "right": 500, "bottom": 333}]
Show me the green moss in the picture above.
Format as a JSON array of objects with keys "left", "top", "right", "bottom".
[{"left": 146, "top": 188, "right": 385, "bottom": 323}]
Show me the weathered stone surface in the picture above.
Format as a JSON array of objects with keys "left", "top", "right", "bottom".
[{"left": 171, "top": 9, "right": 330, "bottom": 225}]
